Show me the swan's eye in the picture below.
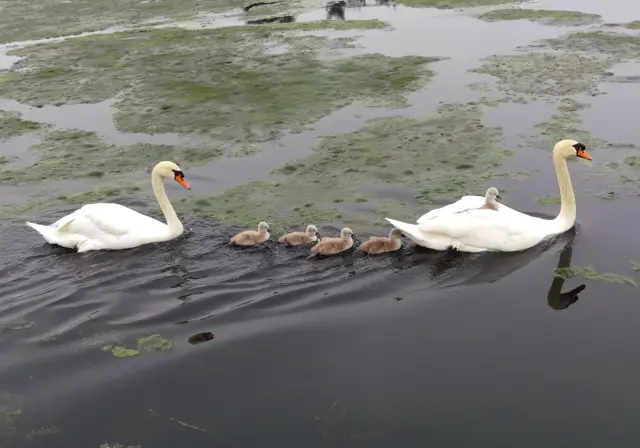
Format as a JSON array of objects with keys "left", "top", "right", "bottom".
[
  {"left": 172, "top": 170, "right": 191, "bottom": 190},
  {"left": 572, "top": 143, "right": 585, "bottom": 153}
]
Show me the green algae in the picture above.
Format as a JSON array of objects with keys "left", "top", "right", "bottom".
[
  {"left": 137, "top": 334, "right": 174, "bottom": 353},
  {"left": 544, "top": 31, "right": 640, "bottom": 61},
  {"left": 0, "top": 0, "right": 247, "bottom": 44},
  {"left": 1, "top": 25, "right": 433, "bottom": 142},
  {"left": 0, "top": 128, "right": 221, "bottom": 185},
  {"left": 476, "top": 9, "right": 601, "bottom": 26},
  {"left": 624, "top": 156, "right": 640, "bottom": 169},
  {"left": 0, "top": 112, "right": 42, "bottom": 140},
  {"left": 25, "top": 425, "right": 60, "bottom": 441},
  {"left": 535, "top": 195, "right": 560, "bottom": 206},
  {"left": 102, "top": 334, "right": 174, "bottom": 358},
  {"left": 626, "top": 21, "right": 640, "bottom": 30},
  {"left": 397, "top": 0, "right": 517, "bottom": 8},
  {"left": 630, "top": 260, "right": 640, "bottom": 272},
  {"left": 472, "top": 53, "right": 612, "bottom": 101},
  {"left": 0, "top": 392, "right": 22, "bottom": 439},
  {"left": 532, "top": 99, "right": 607, "bottom": 152},
  {"left": 103, "top": 346, "right": 140, "bottom": 358},
  {"left": 553, "top": 265, "right": 637, "bottom": 287},
  {"left": 177, "top": 103, "right": 513, "bottom": 229}
]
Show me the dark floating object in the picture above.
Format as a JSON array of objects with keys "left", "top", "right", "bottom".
[
  {"left": 246, "top": 14, "right": 295, "bottom": 25},
  {"left": 243, "top": 0, "right": 282, "bottom": 11},
  {"left": 326, "top": 0, "right": 346, "bottom": 20},
  {"left": 188, "top": 332, "right": 215, "bottom": 345}
]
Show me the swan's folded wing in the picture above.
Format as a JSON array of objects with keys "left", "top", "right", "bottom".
[
  {"left": 416, "top": 196, "right": 484, "bottom": 224},
  {"left": 418, "top": 209, "right": 543, "bottom": 252}
]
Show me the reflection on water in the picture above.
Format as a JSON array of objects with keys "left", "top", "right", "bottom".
[{"left": 547, "top": 245, "right": 586, "bottom": 311}]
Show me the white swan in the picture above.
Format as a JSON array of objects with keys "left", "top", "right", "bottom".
[
  {"left": 386, "top": 140, "right": 592, "bottom": 253},
  {"left": 26, "top": 161, "right": 191, "bottom": 253}
]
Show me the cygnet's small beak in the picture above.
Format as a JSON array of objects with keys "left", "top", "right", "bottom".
[{"left": 496, "top": 194, "right": 502, "bottom": 202}]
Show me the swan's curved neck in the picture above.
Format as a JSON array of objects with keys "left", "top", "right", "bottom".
[
  {"left": 551, "top": 152, "right": 576, "bottom": 232},
  {"left": 151, "top": 170, "right": 183, "bottom": 236}
]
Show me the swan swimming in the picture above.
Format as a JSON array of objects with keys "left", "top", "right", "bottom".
[
  {"left": 26, "top": 161, "right": 191, "bottom": 253},
  {"left": 386, "top": 140, "right": 592, "bottom": 253}
]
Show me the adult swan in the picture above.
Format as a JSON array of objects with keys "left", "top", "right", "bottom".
[
  {"left": 385, "top": 140, "right": 592, "bottom": 253},
  {"left": 26, "top": 161, "right": 191, "bottom": 253}
]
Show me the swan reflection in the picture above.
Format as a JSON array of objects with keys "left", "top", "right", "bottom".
[{"left": 547, "top": 245, "right": 586, "bottom": 311}]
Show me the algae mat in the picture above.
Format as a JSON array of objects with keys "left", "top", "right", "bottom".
[
  {"left": 476, "top": 9, "right": 602, "bottom": 27},
  {"left": 0, "top": 23, "right": 438, "bottom": 143}
]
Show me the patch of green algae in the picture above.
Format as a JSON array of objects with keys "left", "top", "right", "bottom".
[
  {"left": 0, "top": 24, "right": 435, "bottom": 142},
  {"left": 472, "top": 53, "right": 612, "bottom": 101},
  {"left": 102, "top": 334, "right": 174, "bottom": 359},
  {"left": 0, "top": 112, "right": 42, "bottom": 140},
  {"left": 535, "top": 195, "right": 560, "bottom": 206},
  {"left": 630, "top": 260, "right": 640, "bottom": 272},
  {"left": 0, "top": 129, "right": 222, "bottom": 185},
  {"left": 626, "top": 21, "right": 640, "bottom": 30},
  {"left": 0, "top": 392, "right": 22, "bottom": 440},
  {"left": 554, "top": 265, "right": 636, "bottom": 287},
  {"left": 177, "top": 103, "right": 514, "bottom": 230},
  {"left": 397, "top": 0, "right": 518, "bottom": 8},
  {"left": 477, "top": 9, "right": 601, "bottom": 26}
]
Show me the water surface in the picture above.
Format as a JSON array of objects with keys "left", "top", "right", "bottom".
[{"left": 2, "top": 1, "right": 640, "bottom": 447}]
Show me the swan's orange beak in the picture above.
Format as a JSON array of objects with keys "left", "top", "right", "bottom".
[
  {"left": 175, "top": 176, "right": 191, "bottom": 190},
  {"left": 577, "top": 148, "right": 592, "bottom": 160}
]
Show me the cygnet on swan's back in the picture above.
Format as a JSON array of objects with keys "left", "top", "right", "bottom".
[
  {"left": 310, "top": 227, "right": 354, "bottom": 255},
  {"left": 358, "top": 228, "right": 403, "bottom": 255},
  {"left": 278, "top": 224, "right": 319, "bottom": 246},
  {"left": 479, "top": 187, "right": 502, "bottom": 211},
  {"left": 230, "top": 221, "right": 270, "bottom": 246}
]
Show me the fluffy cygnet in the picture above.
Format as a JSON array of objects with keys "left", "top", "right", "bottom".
[
  {"left": 310, "top": 227, "right": 354, "bottom": 256},
  {"left": 278, "top": 224, "right": 319, "bottom": 246},
  {"left": 358, "top": 228, "right": 403, "bottom": 255},
  {"left": 479, "top": 187, "right": 502, "bottom": 210},
  {"left": 230, "top": 221, "right": 270, "bottom": 246}
]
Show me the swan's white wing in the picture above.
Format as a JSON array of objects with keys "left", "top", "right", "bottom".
[
  {"left": 416, "top": 196, "right": 522, "bottom": 224},
  {"left": 416, "top": 196, "right": 484, "bottom": 223},
  {"left": 417, "top": 209, "right": 547, "bottom": 252},
  {"left": 62, "top": 203, "right": 167, "bottom": 239}
]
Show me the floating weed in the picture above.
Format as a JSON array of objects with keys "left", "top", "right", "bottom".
[
  {"left": 554, "top": 266, "right": 637, "bottom": 286},
  {"left": 535, "top": 195, "right": 561, "bottom": 206},
  {"left": 137, "top": 334, "right": 175, "bottom": 353},
  {"left": 0, "top": 392, "right": 22, "bottom": 440},
  {"left": 397, "top": 0, "right": 519, "bottom": 8},
  {"left": 472, "top": 54, "right": 613, "bottom": 101},
  {"left": 476, "top": 9, "right": 602, "bottom": 26},
  {"left": 101, "top": 334, "right": 174, "bottom": 358},
  {"left": 106, "top": 346, "right": 140, "bottom": 358},
  {"left": 148, "top": 409, "right": 208, "bottom": 433},
  {"left": 25, "top": 425, "right": 60, "bottom": 441},
  {"left": 0, "top": 111, "right": 42, "bottom": 141},
  {"left": 630, "top": 260, "right": 640, "bottom": 273},
  {"left": 1, "top": 26, "right": 436, "bottom": 143}
]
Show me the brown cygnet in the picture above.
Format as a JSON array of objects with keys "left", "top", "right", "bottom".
[
  {"left": 310, "top": 227, "right": 354, "bottom": 256},
  {"left": 358, "top": 228, "right": 403, "bottom": 255},
  {"left": 230, "top": 221, "right": 270, "bottom": 246},
  {"left": 278, "top": 224, "right": 319, "bottom": 246},
  {"left": 479, "top": 187, "right": 502, "bottom": 211}
]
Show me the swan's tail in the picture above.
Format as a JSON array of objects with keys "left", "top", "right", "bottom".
[
  {"left": 25, "top": 221, "right": 58, "bottom": 244},
  {"left": 385, "top": 217, "right": 453, "bottom": 251}
]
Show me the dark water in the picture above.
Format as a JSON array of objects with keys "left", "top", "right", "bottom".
[{"left": 3, "top": 0, "right": 640, "bottom": 447}]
